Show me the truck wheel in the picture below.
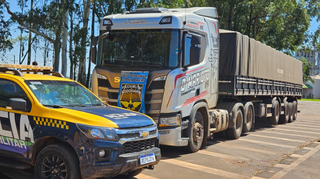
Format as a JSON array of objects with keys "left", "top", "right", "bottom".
[
  {"left": 34, "top": 144, "right": 81, "bottom": 179},
  {"left": 292, "top": 101, "right": 298, "bottom": 121},
  {"left": 269, "top": 100, "right": 280, "bottom": 125},
  {"left": 288, "top": 102, "right": 294, "bottom": 123},
  {"left": 226, "top": 106, "right": 243, "bottom": 139},
  {"left": 186, "top": 111, "right": 204, "bottom": 152},
  {"left": 279, "top": 101, "right": 289, "bottom": 124},
  {"left": 243, "top": 102, "right": 254, "bottom": 133}
]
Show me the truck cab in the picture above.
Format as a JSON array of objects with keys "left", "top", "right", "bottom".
[
  {"left": 92, "top": 7, "right": 219, "bottom": 152},
  {"left": 0, "top": 64, "right": 160, "bottom": 179}
]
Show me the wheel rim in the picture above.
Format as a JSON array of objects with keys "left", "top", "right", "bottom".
[
  {"left": 41, "top": 155, "right": 67, "bottom": 179},
  {"left": 193, "top": 122, "right": 204, "bottom": 144}
]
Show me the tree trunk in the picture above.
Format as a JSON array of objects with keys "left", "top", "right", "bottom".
[
  {"left": 27, "top": 0, "right": 33, "bottom": 65},
  {"left": 62, "top": 9, "right": 68, "bottom": 77},
  {"left": 86, "top": 0, "right": 95, "bottom": 88},
  {"left": 69, "top": 10, "right": 74, "bottom": 80},
  {"left": 77, "top": 0, "right": 91, "bottom": 85},
  {"left": 227, "top": 4, "right": 234, "bottom": 30}
]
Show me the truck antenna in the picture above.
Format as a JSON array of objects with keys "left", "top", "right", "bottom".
[{"left": 184, "top": 1, "right": 187, "bottom": 25}]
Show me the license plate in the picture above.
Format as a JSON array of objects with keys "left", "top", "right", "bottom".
[{"left": 140, "top": 153, "right": 156, "bottom": 165}]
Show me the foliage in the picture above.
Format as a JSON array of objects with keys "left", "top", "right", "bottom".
[
  {"left": 301, "top": 57, "right": 315, "bottom": 83},
  {"left": 0, "top": 2, "right": 13, "bottom": 53}
]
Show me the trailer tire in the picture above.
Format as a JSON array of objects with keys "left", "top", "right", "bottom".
[
  {"left": 185, "top": 111, "right": 205, "bottom": 153},
  {"left": 292, "top": 101, "right": 298, "bottom": 121},
  {"left": 34, "top": 144, "right": 81, "bottom": 179},
  {"left": 269, "top": 100, "right": 280, "bottom": 125},
  {"left": 226, "top": 104, "right": 243, "bottom": 139},
  {"left": 243, "top": 102, "right": 254, "bottom": 133},
  {"left": 279, "top": 101, "right": 289, "bottom": 124},
  {"left": 288, "top": 102, "right": 294, "bottom": 123}
]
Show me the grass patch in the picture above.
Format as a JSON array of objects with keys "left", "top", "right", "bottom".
[{"left": 299, "top": 98, "right": 320, "bottom": 102}]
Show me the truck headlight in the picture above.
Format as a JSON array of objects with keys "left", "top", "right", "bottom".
[
  {"left": 76, "top": 124, "right": 119, "bottom": 142},
  {"left": 159, "top": 114, "right": 181, "bottom": 127},
  {"left": 97, "top": 73, "right": 107, "bottom": 79}
]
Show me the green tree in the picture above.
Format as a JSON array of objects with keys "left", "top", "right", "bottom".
[
  {"left": 0, "top": 2, "right": 13, "bottom": 53},
  {"left": 301, "top": 57, "right": 315, "bottom": 83}
]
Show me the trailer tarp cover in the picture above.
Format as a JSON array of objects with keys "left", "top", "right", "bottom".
[{"left": 219, "top": 29, "right": 302, "bottom": 85}]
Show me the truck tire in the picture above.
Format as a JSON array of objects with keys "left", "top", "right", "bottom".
[
  {"left": 226, "top": 104, "right": 243, "bottom": 139},
  {"left": 279, "top": 101, "right": 289, "bottom": 124},
  {"left": 243, "top": 102, "right": 254, "bottom": 133},
  {"left": 288, "top": 102, "right": 294, "bottom": 123},
  {"left": 269, "top": 100, "right": 280, "bottom": 125},
  {"left": 34, "top": 144, "right": 81, "bottom": 179},
  {"left": 292, "top": 101, "right": 298, "bottom": 121},
  {"left": 185, "top": 111, "right": 204, "bottom": 152}
]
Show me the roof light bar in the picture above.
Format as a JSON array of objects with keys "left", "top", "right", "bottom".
[
  {"left": 160, "top": 16, "right": 172, "bottom": 24},
  {"left": 0, "top": 64, "right": 53, "bottom": 70}
]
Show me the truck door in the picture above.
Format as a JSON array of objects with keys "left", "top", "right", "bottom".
[{"left": 0, "top": 79, "right": 34, "bottom": 158}]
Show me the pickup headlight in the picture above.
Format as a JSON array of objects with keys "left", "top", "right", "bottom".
[
  {"left": 159, "top": 114, "right": 181, "bottom": 127},
  {"left": 76, "top": 124, "right": 119, "bottom": 142}
]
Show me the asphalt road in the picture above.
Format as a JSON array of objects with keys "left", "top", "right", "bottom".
[
  {"left": 1, "top": 100, "right": 320, "bottom": 179},
  {"left": 136, "top": 100, "right": 320, "bottom": 179}
]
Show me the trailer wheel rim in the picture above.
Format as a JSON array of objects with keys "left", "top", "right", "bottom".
[
  {"left": 247, "top": 107, "right": 252, "bottom": 125},
  {"left": 193, "top": 122, "right": 204, "bottom": 143},
  {"left": 41, "top": 154, "right": 67, "bottom": 179}
]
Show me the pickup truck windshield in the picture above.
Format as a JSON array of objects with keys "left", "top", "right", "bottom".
[
  {"left": 25, "top": 80, "right": 102, "bottom": 107},
  {"left": 99, "top": 29, "right": 180, "bottom": 68}
]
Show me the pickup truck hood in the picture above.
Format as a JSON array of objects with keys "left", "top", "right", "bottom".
[{"left": 49, "top": 105, "right": 154, "bottom": 128}]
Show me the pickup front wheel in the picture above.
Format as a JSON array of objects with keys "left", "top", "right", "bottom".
[{"left": 35, "top": 144, "right": 81, "bottom": 179}]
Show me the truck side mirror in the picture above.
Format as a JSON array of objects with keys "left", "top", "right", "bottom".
[
  {"left": 6, "top": 98, "right": 27, "bottom": 111},
  {"left": 90, "top": 44, "right": 97, "bottom": 64},
  {"left": 90, "top": 36, "right": 99, "bottom": 64}
]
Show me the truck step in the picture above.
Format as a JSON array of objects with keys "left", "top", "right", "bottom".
[
  {"left": 0, "top": 157, "right": 31, "bottom": 169},
  {"left": 210, "top": 128, "right": 217, "bottom": 133}
]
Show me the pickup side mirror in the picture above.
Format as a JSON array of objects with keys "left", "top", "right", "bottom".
[{"left": 6, "top": 98, "right": 27, "bottom": 111}]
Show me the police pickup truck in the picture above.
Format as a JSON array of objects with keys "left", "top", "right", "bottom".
[{"left": 0, "top": 64, "right": 160, "bottom": 179}]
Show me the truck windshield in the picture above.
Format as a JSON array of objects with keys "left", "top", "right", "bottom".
[
  {"left": 25, "top": 80, "right": 103, "bottom": 107},
  {"left": 99, "top": 29, "right": 180, "bottom": 68}
]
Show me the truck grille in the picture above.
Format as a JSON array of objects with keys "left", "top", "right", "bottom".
[
  {"left": 121, "top": 138, "right": 156, "bottom": 154},
  {"left": 98, "top": 78, "right": 164, "bottom": 120}
]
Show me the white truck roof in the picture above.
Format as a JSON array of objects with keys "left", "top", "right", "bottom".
[{"left": 100, "top": 7, "right": 218, "bottom": 30}]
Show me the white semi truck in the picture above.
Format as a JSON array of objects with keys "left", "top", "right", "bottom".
[{"left": 91, "top": 7, "right": 302, "bottom": 152}]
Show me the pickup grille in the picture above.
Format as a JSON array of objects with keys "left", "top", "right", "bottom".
[
  {"left": 121, "top": 138, "right": 157, "bottom": 154},
  {"left": 118, "top": 130, "right": 157, "bottom": 139}
]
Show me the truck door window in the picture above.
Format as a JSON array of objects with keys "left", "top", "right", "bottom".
[
  {"left": 0, "top": 79, "right": 31, "bottom": 111},
  {"left": 184, "top": 32, "right": 204, "bottom": 67},
  {"left": 184, "top": 34, "right": 192, "bottom": 66}
]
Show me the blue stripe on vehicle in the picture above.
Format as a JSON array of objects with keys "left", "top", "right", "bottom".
[{"left": 73, "top": 106, "right": 154, "bottom": 128}]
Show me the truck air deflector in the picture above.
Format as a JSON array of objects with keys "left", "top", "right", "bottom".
[{"left": 74, "top": 106, "right": 154, "bottom": 128}]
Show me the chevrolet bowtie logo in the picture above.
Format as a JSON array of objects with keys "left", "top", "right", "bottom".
[{"left": 139, "top": 131, "right": 149, "bottom": 138}]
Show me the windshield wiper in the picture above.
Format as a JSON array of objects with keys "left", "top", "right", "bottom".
[{"left": 43, "top": 104, "right": 64, "bottom": 108}]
